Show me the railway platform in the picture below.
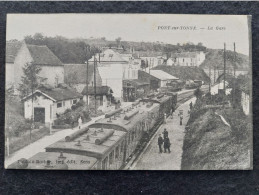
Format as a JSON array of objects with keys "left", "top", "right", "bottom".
[{"left": 132, "top": 97, "right": 196, "bottom": 170}]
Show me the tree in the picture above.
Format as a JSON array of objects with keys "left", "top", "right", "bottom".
[
  {"left": 116, "top": 37, "right": 121, "bottom": 48},
  {"left": 18, "top": 61, "right": 42, "bottom": 140},
  {"left": 198, "top": 42, "right": 203, "bottom": 47},
  {"left": 18, "top": 62, "right": 42, "bottom": 98}
]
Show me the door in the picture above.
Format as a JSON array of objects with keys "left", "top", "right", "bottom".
[{"left": 34, "top": 107, "right": 45, "bottom": 123}]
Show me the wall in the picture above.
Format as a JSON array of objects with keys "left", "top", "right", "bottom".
[
  {"left": 24, "top": 94, "right": 81, "bottom": 123},
  {"left": 13, "top": 43, "right": 33, "bottom": 92},
  {"left": 55, "top": 97, "right": 81, "bottom": 115},
  {"left": 197, "top": 52, "right": 206, "bottom": 66},
  {"left": 98, "top": 64, "right": 123, "bottom": 99},
  {"left": 83, "top": 95, "right": 112, "bottom": 112},
  {"left": 24, "top": 94, "right": 53, "bottom": 123},
  {"left": 40, "top": 66, "right": 64, "bottom": 87},
  {"left": 241, "top": 91, "right": 250, "bottom": 116},
  {"left": 140, "top": 57, "right": 158, "bottom": 68},
  {"left": 176, "top": 57, "right": 198, "bottom": 66},
  {"left": 123, "top": 64, "right": 139, "bottom": 80},
  {"left": 6, "top": 63, "right": 14, "bottom": 88}
]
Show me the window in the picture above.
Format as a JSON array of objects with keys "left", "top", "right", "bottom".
[
  {"left": 128, "top": 134, "right": 131, "bottom": 145},
  {"left": 109, "top": 151, "right": 114, "bottom": 165},
  {"left": 100, "top": 96, "right": 103, "bottom": 106},
  {"left": 73, "top": 99, "right": 77, "bottom": 104},
  {"left": 57, "top": 102, "right": 62, "bottom": 108},
  {"left": 121, "top": 141, "right": 124, "bottom": 152},
  {"left": 183, "top": 59, "right": 184, "bottom": 62},
  {"left": 115, "top": 146, "right": 119, "bottom": 159},
  {"left": 102, "top": 157, "right": 108, "bottom": 170}
]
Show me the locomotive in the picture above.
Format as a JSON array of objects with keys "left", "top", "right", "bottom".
[{"left": 8, "top": 92, "right": 177, "bottom": 170}]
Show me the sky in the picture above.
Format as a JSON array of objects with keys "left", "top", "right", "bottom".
[{"left": 6, "top": 14, "right": 250, "bottom": 55}]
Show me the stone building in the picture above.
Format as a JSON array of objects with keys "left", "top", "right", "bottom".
[
  {"left": 22, "top": 85, "right": 82, "bottom": 124},
  {"left": 6, "top": 41, "right": 64, "bottom": 93},
  {"left": 167, "top": 51, "right": 205, "bottom": 67}
]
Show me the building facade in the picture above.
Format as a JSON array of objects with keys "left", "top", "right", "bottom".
[
  {"left": 23, "top": 86, "right": 82, "bottom": 124},
  {"left": 82, "top": 86, "right": 114, "bottom": 112},
  {"left": 167, "top": 51, "right": 206, "bottom": 67},
  {"left": 6, "top": 41, "right": 64, "bottom": 93}
]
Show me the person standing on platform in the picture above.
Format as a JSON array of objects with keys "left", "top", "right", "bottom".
[
  {"left": 164, "top": 113, "right": 167, "bottom": 124},
  {"left": 78, "top": 116, "right": 82, "bottom": 129},
  {"left": 164, "top": 137, "right": 171, "bottom": 153},
  {"left": 162, "top": 128, "right": 168, "bottom": 139},
  {"left": 158, "top": 134, "right": 163, "bottom": 153},
  {"left": 189, "top": 101, "right": 193, "bottom": 110},
  {"left": 180, "top": 116, "right": 183, "bottom": 126}
]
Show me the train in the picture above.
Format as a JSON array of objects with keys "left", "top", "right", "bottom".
[{"left": 8, "top": 92, "right": 178, "bottom": 170}]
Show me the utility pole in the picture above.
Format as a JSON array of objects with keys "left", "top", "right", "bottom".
[
  {"left": 30, "top": 64, "right": 34, "bottom": 141},
  {"left": 94, "top": 56, "right": 97, "bottom": 114},
  {"left": 233, "top": 42, "right": 236, "bottom": 107},
  {"left": 214, "top": 65, "right": 216, "bottom": 84},
  {"left": 209, "top": 63, "right": 211, "bottom": 93},
  {"left": 224, "top": 43, "right": 226, "bottom": 95},
  {"left": 86, "top": 59, "right": 89, "bottom": 105}
]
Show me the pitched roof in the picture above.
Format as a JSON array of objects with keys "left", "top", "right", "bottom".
[
  {"left": 27, "top": 45, "right": 63, "bottom": 66},
  {"left": 82, "top": 86, "right": 112, "bottom": 95},
  {"left": 23, "top": 85, "right": 83, "bottom": 102},
  {"left": 149, "top": 70, "right": 179, "bottom": 80},
  {"left": 64, "top": 64, "right": 95, "bottom": 84},
  {"left": 123, "top": 79, "right": 150, "bottom": 86},
  {"left": 6, "top": 41, "right": 23, "bottom": 63}
]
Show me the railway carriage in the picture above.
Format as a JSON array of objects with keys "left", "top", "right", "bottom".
[
  {"left": 8, "top": 92, "right": 178, "bottom": 170},
  {"left": 140, "top": 92, "right": 177, "bottom": 119},
  {"left": 89, "top": 102, "right": 159, "bottom": 165}
]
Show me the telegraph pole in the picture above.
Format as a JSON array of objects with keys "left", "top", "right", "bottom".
[
  {"left": 233, "top": 42, "right": 236, "bottom": 107},
  {"left": 94, "top": 56, "right": 97, "bottom": 114},
  {"left": 223, "top": 43, "right": 226, "bottom": 94},
  {"left": 86, "top": 59, "right": 89, "bottom": 105},
  {"left": 209, "top": 63, "right": 211, "bottom": 93},
  {"left": 85, "top": 45, "right": 89, "bottom": 106}
]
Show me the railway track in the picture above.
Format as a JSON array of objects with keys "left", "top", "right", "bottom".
[
  {"left": 123, "top": 87, "right": 210, "bottom": 170},
  {"left": 123, "top": 90, "right": 200, "bottom": 170}
]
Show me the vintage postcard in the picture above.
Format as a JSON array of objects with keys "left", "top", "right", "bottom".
[{"left": 5, "top": 14, "right": 252, "bottom": 170}]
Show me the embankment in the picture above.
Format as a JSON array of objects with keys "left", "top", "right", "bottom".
[{"left": 181, "top": 99, "right": 252, "bottom": 170}]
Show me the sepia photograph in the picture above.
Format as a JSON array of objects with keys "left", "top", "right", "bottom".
[{"left": 4, "top": 14, "right": 252, "bottom": 170}]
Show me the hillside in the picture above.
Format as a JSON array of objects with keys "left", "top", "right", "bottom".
[
  {"left": 153, "top": 66, "right": 210, "bottom": 83},
  {"left": 181, "top": 96, "right": 252, "bottom": 170},
  {"left": 200, "top": 49, "right": 249, "bottom": 70}
]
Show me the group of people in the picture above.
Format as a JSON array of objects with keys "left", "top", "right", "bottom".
[{"left": 158, "top": 128, "right": 171, "bottom": 153}]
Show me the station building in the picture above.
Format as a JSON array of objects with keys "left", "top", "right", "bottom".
[{"left": 22, "top": 85, "right": 83, "bottom": 124}]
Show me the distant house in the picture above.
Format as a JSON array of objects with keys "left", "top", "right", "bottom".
[
  {"left": 22, "top": 85, "right": 83, "bottom": 124},
  {"left": 135, "top": 51, "right": 166, "bottom": 69},
  {"left": 167, "top": 51, "right": 205, "bottom": 67},
  {"left": 138, "top": 70, "right": 179, "bottom": 90},
  {"left": 6, "top": 41, "right": 64, "bottom": 93},
  {"left": 81, "top": 86, "right": 113, "bottom": 112},
  {"left": 64, "top": 64, "right": 102, "bottom": 93}
]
